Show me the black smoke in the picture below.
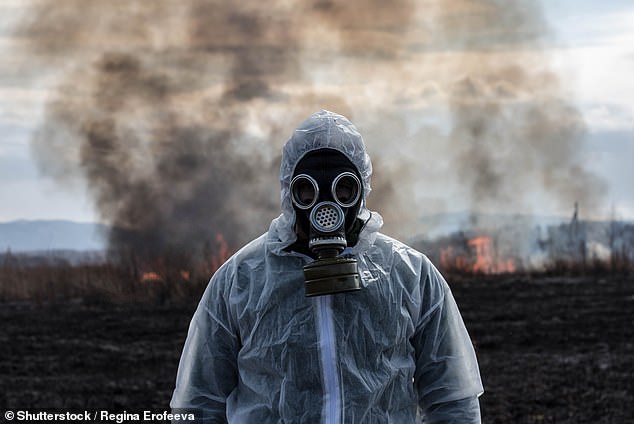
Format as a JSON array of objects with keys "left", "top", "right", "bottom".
[{"left": 15, "top": 0, "right": 605, "bottom": 258}]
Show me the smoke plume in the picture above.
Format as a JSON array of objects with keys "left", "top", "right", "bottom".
[{"left": 15, "top": 0, "right": 605, "bottom": 259}]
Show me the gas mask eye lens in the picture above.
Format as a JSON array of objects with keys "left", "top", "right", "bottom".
[
  {"left": 332, "top": 172, "right": 361, "bottom": 207},
  {"left": 291, "top": 174, "right": 319, "bottom": 209}
]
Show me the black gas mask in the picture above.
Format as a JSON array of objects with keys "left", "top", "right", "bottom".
[{"left": 290, "top": 149, "right": 363, "bottom": 297}]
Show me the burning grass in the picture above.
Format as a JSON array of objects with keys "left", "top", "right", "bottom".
[
  {"left": 2, "top": 262, "right": 210, "bottom": 305},
  {"left": 0, "top": 235, "right": 233, "bottom": 305},
  {"left": 0, "top": 256, "right": 212, "bottom": 305},
  {"left": 1, "top": 243, "right": 632, "bottom": 306},
  {"left": 416, "top": 227, "right": 634, "bottom": 277}
]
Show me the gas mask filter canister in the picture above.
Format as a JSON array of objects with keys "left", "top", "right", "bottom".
[{"left": 291, "top": 161, "right": 362, "bottom": 297}]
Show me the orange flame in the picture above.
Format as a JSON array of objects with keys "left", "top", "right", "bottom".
[
  {"left": 138, "top": 233, "right": 233, "bottom": 284},
  {"left": 140, "top": 269, "right": 191, "bottom": 283},
  {"left": 468, "top": 236, "right": 493, "bottom": 273},
  {"left": 209, "top": 233, "right": 232, "bottom": 274},
  {"left": 141, "top": 271, "right": 163, "bottom": 282},
  {"left": 441, "top": 234, "right": 516, "bottom": 274}
]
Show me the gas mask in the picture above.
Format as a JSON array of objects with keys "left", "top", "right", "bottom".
[{"left": 290, "top": 149, "right": 363, "bottom": 297}]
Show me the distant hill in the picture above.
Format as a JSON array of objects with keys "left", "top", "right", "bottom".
[
  {"left": 412, "top": 211, "right": 634, "bottom": 241},
  {"left": 414, "top": 211, "right": 571, "bottom": 239},
  {"left": 2, "top": 214, "right": 631, "bottom": 253},
  {"left": 0, "top": 220, "right": 108, "bottom": 252}
]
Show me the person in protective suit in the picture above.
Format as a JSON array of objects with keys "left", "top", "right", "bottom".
[{"left": 170, "top": 110, "right": 484, "bottom": 423}]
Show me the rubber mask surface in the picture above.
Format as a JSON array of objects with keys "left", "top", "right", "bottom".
[{"left": 291, "top": 149, "right": 362, "bottom": 296}]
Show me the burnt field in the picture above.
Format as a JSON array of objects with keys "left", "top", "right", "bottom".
[
  {"left": 453, "top": 274, "right": 634, "bottom": 423},
  {"left": 1, "top": 273, "right": 633, "bottom": 423}
]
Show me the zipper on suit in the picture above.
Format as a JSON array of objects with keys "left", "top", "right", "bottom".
[{"left": 316, "top": 295, "right": 341, "bottom": 424}]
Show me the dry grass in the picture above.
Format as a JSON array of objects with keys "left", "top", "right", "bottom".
[
  {"left": 0, "top": 261, "right": 209, "bottom": 305},
  {"left": 1, "top": 247, "right": 631, "bottom": 305}
]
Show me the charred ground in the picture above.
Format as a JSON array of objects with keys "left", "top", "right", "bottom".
[
  {"left": 452, "top": 273, "right": 633, "bottom": 423},
  {"left": 1, "top": 273, "right": 633, "bottom": 423}
]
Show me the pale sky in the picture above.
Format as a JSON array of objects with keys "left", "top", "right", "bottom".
[
  {"left": 0, "top": 0, "right": 632, "bottom": 226},
  {"left": 543, "top": 1, "right": 634, "bottom": 222}
]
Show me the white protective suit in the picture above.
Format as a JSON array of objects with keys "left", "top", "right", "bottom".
[{"left": 171, "top": 110, "right": 484, "bottom": 423}]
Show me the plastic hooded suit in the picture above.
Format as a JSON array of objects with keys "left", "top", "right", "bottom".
[{"left": 171, "top": 110, "right": 484, "bottom": 423}]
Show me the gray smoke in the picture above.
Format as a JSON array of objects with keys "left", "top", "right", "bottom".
[
  {"left": 15, "top": 0, "right": 605, "bottom": 257},
  {"left": 438, "top": 1, "right": 606, "bottom": 218}
]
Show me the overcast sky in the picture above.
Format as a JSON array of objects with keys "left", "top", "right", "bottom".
[
  {"left": 545, "top": 0, "right": 634, "bottom": 222},
  {"left": 0, "top": 0, "right": 632, "bottom": 229}
]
